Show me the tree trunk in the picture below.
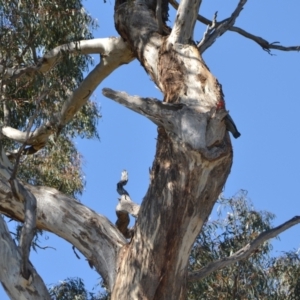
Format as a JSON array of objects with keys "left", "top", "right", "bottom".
[
  {"left": 110, "top": 0, "right": 233, "bottom": 298},
  {"left": 1, "top": 1, "right": 300, "bottom": 298},
  {"left": 112, "top": 129, "right": 232, "bottom": 299}
]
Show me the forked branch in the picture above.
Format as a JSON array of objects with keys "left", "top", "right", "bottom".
[
  {"left": 198, "top": 0, "right": 247, "bottom": 53},
  {"left": 169, "top": 0, "right": 300, "bottom": 53},
  {"left": 103, "top": 88, "right": 231, "bottom": 158},
  {"left": 188, "top": 216, "right": 300, "bottom": 282},
  {"left": 1, "top": 38, "right": 133, "bottom": 154}
]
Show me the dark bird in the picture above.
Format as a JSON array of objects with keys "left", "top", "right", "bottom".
[
  {"left": 224, "top": 114, "right": 241, "bottom": 139},
  {"left": 117, "top": 170, "right": 129, "bottom": 196}
]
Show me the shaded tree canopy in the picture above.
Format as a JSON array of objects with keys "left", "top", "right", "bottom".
[
  {"left": 0, "top": 0, "right": 299, "bottom": 299},
  {"left": 0, "top": 0, "right": 100, "bottom": 197}
]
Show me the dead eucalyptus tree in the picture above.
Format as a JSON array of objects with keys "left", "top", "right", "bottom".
[{"left": 0, "top": 0, "right": 300, "bottom": 299}]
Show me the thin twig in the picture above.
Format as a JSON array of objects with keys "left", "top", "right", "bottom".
[
  {"left": 169, "top": 0, "right": 300, "bottom": 53},
  {"left": 197, "top": 12, "right": 218, "bottom": 50},
  {"left": 32, "top": 242, "right": 56, "bottom": 251},
  {"left": 9, "top": 92, "right": 47, "bottom": 180},
  {"left": 72, "top": 246, "right": 81, "bottom": 259},
  {"left": 198, "top": 0, "right": 247, "bottom": 53}
]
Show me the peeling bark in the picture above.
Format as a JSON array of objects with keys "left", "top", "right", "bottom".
[
  {"left": 112, "top": 128, "right": 232, "bottom": 299},
  {"left": 0, "top": 175, "right": 126, "bottom": 290},
  {"left": 109, "top": 1, "right": 233, "bottom": 298},
  {"left": 0, "top": 217, "right": 51, "bottom": 300}
]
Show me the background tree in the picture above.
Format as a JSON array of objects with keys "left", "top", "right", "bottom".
[
  {"left": 0, "top": 0, "right": 300, "bottom": 299},
  {"left": 188, "top": 191, "right": 300, "bottom": 299}
]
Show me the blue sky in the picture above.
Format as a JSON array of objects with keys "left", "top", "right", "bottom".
[{"left": 1, "top": 0, "right": 300, "bottom": 298}]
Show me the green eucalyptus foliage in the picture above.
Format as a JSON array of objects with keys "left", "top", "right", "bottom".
[
  {"left": 188, "top": 191, "right": 300, "bottom": 300},
  {"left": 18, "top": 137, "right": 85, "bottom": 196},
  {"left": 0, "top": 0, "right": 100, "bottom": 197},
  {"left": 49, "top": 277, "right": 109, "bottom": 300}
]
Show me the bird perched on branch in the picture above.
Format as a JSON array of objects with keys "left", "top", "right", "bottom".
[
  {"left": 217, "top": 98, "right": 241, "bottom": 139},
  {"left": 117, "top": 170, "right": 129, "bottom": 196},
  {"left": 224, "top": 114, "right": 241, "bottom": 139}
]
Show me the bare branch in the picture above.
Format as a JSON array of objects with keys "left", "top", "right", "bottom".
[
  {"left": 156, "top": 0, "right": 164, "bottom": 34},
  {"left": 0, "top": 38, "right": 131, "bottom": 83},
  {"left": 0, "top": 177, "right": 127, "bottom": 291},
  {"left": 1, "top": 38, "right": 133, "bottom": 153},
  {"left": 228, "top": 27, "right": 300, "bottom": 53},
  {"left": 168, "top": 0, "right": 202, "bottom": 45},
  {"left": 58, "top": 38, "right": 133, "bottom": 128},
  {"left": 9, "top": 92, "right": 45, "bottom": 179},
  {"left": 197, "top": 12, "right": 218, "bottom": 51},
  {"left": 3, "top": 102, "right": 10, "bottom": 127},
  {"left": 198, "top": 0, "right": 247, "bottom": 53},
  {"left": 102, "top": 87, "right": 179, "bottom": 127},
  {"left": 0, "top": 216, "right": 51, "bottom": 299},
  {"left": 102, "top": 88, "right": 231, "bottom": 158},
  {"left": 1, "top": 124, "right": 54, "bottom": 149},
  {"left": 32, "top": 243, "right": 56, "bottom": 251},
  {"left": 72, "top": 246, "right": 81, "bottom": 259},
  {"left": 0, "top": 138, "right": 38, "bottom": 280},
  {"left": 1, "top": 85, "right": 10, "bottom": 126},
  {"left": 9, "top": 181, "right": 37, "bottom": 280},
  {"left": 169, "top": 0, "right": 300, "bottom": 53},
  {"left": 188, "top": 216, "right": 300, "bottom": 282}
]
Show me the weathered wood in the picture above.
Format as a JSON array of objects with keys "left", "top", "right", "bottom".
[
  {"left": 110, "top": 2, "right": 233, "bottom": 298},
  {"left": 0, "top": 177, "right": 126, "bottom": 291},
  {"left": 0, "top": 216, "right": 51, "bottom": 300},
  {"left": 115, "top": 171, "right": 140, "bottom": 238},
  {"left": 112, "top": 126, "right": 232, "bottom": 299}
]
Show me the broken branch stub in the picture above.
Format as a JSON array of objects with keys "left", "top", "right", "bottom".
[
  {"left": 103, "top": 88, "right": 240, "bottom": 157},
  {"left": 115, "top": 170, "right": 140, "bottom": 238}
]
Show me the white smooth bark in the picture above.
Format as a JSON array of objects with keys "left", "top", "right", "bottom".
[
  {"left": 1, "top": 125, "right": 53, "bottom": 146},
  {"left": 1, "top": 38, "right": 131, "bottom": 81},
  {"left": 198, "top": 0, "right": 248, "bottom": 53},
  {"left": 1, "top": 37, "right": 134, "bottom": 150},
  {"left": 0, "top": 178, "right": 126, "bottom": 290},
  {"left": 168, "top": 0, "right": 202, "bottom": 45},
  {"left": 102, "top": 88, "right": 227, "bottom": 156},
  {"left": 0, "top": 216, "right": 51, "bottom": 300}
]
